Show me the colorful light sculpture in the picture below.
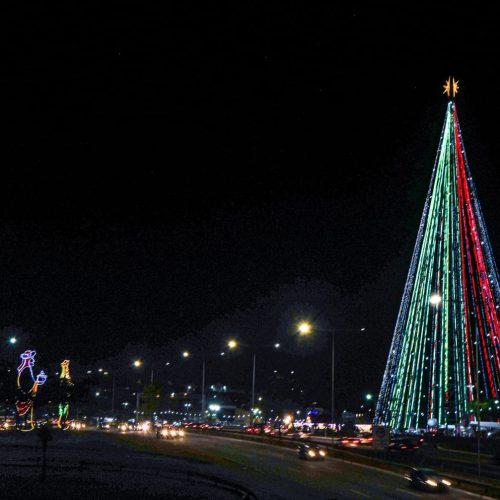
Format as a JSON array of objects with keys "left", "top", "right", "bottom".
[
  {"left": 375, "top": 81, "right": 500, "bottom": 430},
  {"left": 15, "top": 350, "right": 47, "bottom": 431},
  {"left": 57, "top": 359, "right": 73, "bottom": 430}
]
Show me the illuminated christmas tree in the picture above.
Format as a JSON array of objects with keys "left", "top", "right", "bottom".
[{"left": 375, "top": 79, "right": 500, "bottom": 430}]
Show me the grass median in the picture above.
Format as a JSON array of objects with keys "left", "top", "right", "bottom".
[{"left": 110, "top": 432, "right": 240, "bottom": 469}]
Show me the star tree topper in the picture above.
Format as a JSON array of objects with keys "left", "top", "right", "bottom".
[{"left": 443, "top": 77, "right": 459, "bottom": 97}]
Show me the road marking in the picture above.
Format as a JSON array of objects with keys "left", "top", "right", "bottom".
[
  {"left": 395, "top": 488, "right": 420, "bottom": 497},
  {"left": 350, "top": 488, "right": 370, "bottom": 498}
]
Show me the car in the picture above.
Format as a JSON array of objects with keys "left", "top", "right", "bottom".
[
  {"left": 291, "top": 430, "right": 311, "bottom": 440},
  {"left": 297, "top": 443, "right": 327, "bottom": 461},
  {"left": 339, "top": 436, "right": 361, "bottom": 447},
  {"left": 157, "top": 425, "right": 186, "bottom": 439},
  {"left": 244, "top": 426, "right": 260, "bottom": 434},
  {"left": 393, "top": 432, "right": 424, "bottom": 445},
  {"left": 386, "top": 437, "right": 419, "bottom": 453},
  {"left": 404, "top": 468, "right": 451, "bottom": 492},
  {"left": 357, "top": 432, "right": 373, "bottom": 445}
]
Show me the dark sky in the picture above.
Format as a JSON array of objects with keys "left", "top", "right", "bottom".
[{"left": 3, "top": 6, "right": 500, "bottom": 409}]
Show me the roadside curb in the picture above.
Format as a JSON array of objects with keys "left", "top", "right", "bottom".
[{"left": 437, "top": 443, "right": 495, "bottom": 459}]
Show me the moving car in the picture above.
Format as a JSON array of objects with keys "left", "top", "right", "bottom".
[
  {"left": 358, "top": 432, "right": 373, "bottom": 445},
  {"left": 157, "top": 425, "right": 186, "bottom": 439},
  {"left": 386, "top": 437, "right": 419, "bottom": 453},
  {"left": 297, "top": 443, "right": 327, "bottom": 461},
  {"left": 339, "top": 436, "right": 361, "bottom": 447},
  {"left": 404, "top": 468, "right": 451, "bottom": 492}
]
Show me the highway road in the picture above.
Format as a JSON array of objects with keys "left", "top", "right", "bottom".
[
  {"left": 127, "top": 430, "right": 486, "bottom": 499},
  {"left": 0, "top": 429, "right": 491, "bottom": 499}
]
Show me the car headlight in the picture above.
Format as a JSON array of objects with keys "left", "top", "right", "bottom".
[
  {"left": 425, "top": 479, "right": 438, "bottom": 487},
  {"left": 441, "top": 479, "right": 451, "bottom": 486},
  {"left": 160, "top": 429, "right": 169, "bottom": 437},
  {"left": 319, "top": 450, "right": 326, "bottom": 457},
  {"left": 178, "top": 430, "right": 185, "bottom": 437},
  {"left": 308, "top": 450, "right": 316, "bottom": 457}
]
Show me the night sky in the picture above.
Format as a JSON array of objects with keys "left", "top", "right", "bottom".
[{"left": 4, "top": 6, "right": 500, "bottom": 410}]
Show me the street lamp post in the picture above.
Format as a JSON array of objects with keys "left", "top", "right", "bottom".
[
  {"left": 135, "top": 391, "right": 142, "bottom": 427},
  {"left": 225, "top": 339, "right": 279, "bottom": 424},
  {"left": 430, "top": 293, "right": 481, "bottom": 476},
  {"left": 133, "top": 359, "right": 154, "bottom": 384},
  {"left": 181, "top": 351, "right": 205, "bottom": 421},
  {"left": 182, "top": 350, "right": 225, "bottom": 423},
  {"left": 251, "top": 353, "right": 256, "bottom": 416},
  {"left": 111, "top": 373, "right": 116, "bottom": 415},
  {"left": 297, "top": 322, "right": 366, "bottom": 443},
  {"left": 298, "top": 322, "right": 335, "bottom": 437},
  {"left": 475, "top": 326, "right": 481, "bottom": 477},
  {"left": 201, "top": 358, "right": 206, "bottom": 421}
]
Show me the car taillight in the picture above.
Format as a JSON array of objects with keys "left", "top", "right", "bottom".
[{"left": 401, "top": 445, "right": 407, "bottom": 449}]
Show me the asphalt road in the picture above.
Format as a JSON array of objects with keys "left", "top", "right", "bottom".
[
  {"left": 138, "top": 431, "right": 483, "bottom": 499},
  {"left": 0, "top": 430, "right": 490, "bottom": 499},
  {"left": 311, "top": 435, "right": 500, "bottom": 480}
]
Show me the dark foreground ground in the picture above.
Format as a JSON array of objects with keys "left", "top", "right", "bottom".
[{"left": 0, "top": 430, "right": 492, "bottom": 499}]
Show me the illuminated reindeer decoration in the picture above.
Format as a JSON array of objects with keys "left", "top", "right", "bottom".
[{"left": 16, "top": 350, "right": 47, "bottom": 431}]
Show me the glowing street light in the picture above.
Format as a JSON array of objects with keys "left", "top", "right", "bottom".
[
  {"left": 366, "top": 394, "right": 373, "bottom": 401},
  {"left": 429, "top": 293, "right": 442, "bottom": 306},
  {"left": 182, "top": 351, "right": 190, "bottom": 358},
  {"left": 9, "top": 337, "right": 17, "bottom": 345},
  {"left": 295, "top": 320, "right": 367, "bottom": 437},
  {"left": 133, "top": 359, "right": 142, "bottom": 368},
  {"left": 227, "top": 339, "right": 238, "bottom": 350},
  {"left": 298, "top": 322, "right": 312, "bottom": 336}
]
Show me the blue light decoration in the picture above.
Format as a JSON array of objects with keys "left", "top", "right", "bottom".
[
  {"left": 375, "top": 81, "right": 500, "bottom": 431},
  {"left": 15, "top": 350, "right": 47, "bottom": 431}
]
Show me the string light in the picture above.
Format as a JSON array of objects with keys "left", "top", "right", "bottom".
[
  {"left": 15, "top": 350, "right": 47, "bottom": 431},
  {"left": 376, "top": 96, "right": 500, "bottom": 430},
  {"left": 58, "top": 360, "right": 73, "bottom": 429}
]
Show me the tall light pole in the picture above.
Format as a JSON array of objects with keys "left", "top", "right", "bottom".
[
  {"left": 331, "top": 329, "right": 335, "bottom": 436},
  {"left": 181, "top": 351, "right": 205, "bottom": 422},
  {"left": 111, "top": 373, "right": 116, "bottom": 415},
  {"left": 430, "top": 293, "right": 481, "bottom": 476},
  {"left": 135, "top": 391, "right": 142, "bottom": 427},
  {"left": 475, "top": 326, "right": 481, "bottom": 477},
  {"left": 133, "top": 359, "right": 154, "bottom": 384},
  {"left": 297, "top": 321, "right": 366, "bottom": 441},
  {"left": 226, "top": 339, "right": 279, "bottom": 424},
  {"left": 251, "top": 353, "right": 256, "bottom": 416},
  {"left": 298, "top": 321, "right": 335, "bottom": 437}
]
